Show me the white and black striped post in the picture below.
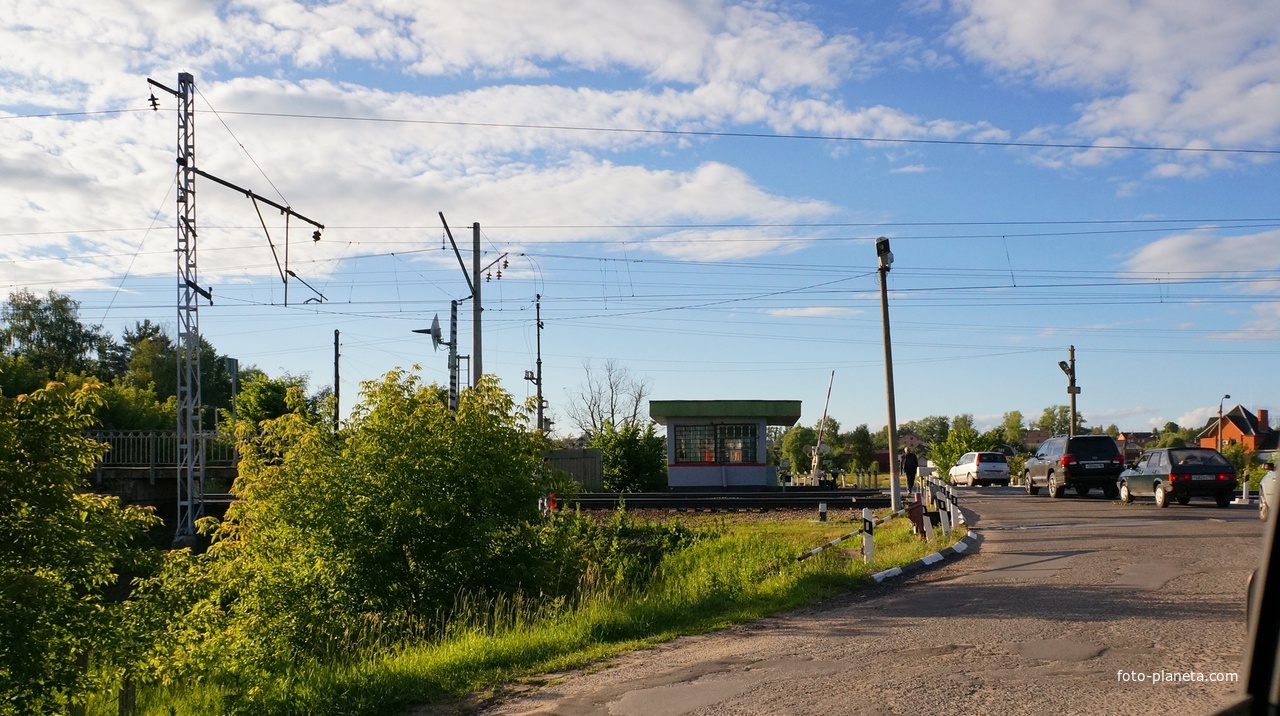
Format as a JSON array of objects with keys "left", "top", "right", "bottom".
[{"left": 862, "top": 507, "right": 875, "bottom": 563}]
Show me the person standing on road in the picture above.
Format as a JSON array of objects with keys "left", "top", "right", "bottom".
[{"left": 901, "top": 446, "right": 920, "bottom": 493}]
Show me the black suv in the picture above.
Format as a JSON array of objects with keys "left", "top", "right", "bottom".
[{"left": 1023, "top": 434, "right": 1125, "bottom": 499}]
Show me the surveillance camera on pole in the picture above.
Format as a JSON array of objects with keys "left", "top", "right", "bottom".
[{"left": 876, "top": 237, "right": 901, "bottom": 511}]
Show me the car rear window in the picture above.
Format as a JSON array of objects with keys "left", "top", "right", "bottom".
[
  {"left": 977, "top": 452, "right": 1007, "bottom": 463},
  {"left": 1066, "top": 436, "right": 1120, "bottom": 459},
  {"left": 1169, "top": 449, "right": 1232, "bottom": 468}
]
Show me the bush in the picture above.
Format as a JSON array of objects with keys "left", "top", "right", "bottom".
[{"left": 0, "top": 381, "right": 160, "bottom": 714}]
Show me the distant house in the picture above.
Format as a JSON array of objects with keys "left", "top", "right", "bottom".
[
  {"left": 898, "top": 433, "right": 927, "bottom": 453},
  {"left": 650, "top": 399, "right": 801, "bottom": 489},
  {"left": 1198, "top": 405, "right": 1278, "bottom": 456},
  {"left": 1022, "top": 428, "right": 1050, "bottom": 451},
  {"left": 1116, "top": 431, "right": 1157, "bottom": 461}
]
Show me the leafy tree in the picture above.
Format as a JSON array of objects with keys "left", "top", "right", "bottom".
[
  {"left": 233, "top": 371, "right": 317, "bottom": 427},
  {"left": 845, "top": 424, "right": 876, "bottom": 472},
  {"left": 933, "top": 414, "right": 982, "bottom": 479},
  {"left": 900, "top": 415, "right": 950, "bottom": 456},
  {"left": 156, "top": 372, "right": 554, "bottom": 682},
  {"left": 0, "top": 289, "right": 115, "bottom": 380},
  {"left": 589, "top": 420, "right": 667, "bottom": 492},
  {"left": 0, "top": 381, "right": 160, "bottom": 712},
  {"left": 1221, "top": 442, "right": 1253, "bottom": 474},
  {"left": 0, "top": 354, "right": 47, "bottom": 397},
  {"left": 781, "top": 425, "right": 817, "bottom": 474},
  {"left": 565, "top": 359, "right": 651, "bottom": 436},
  {"left": 1035, "top": 405, "right": 1086, "bottom": 436},
  {"left": 1000, "top": 410, "right": 1026, "bottom": 447}
]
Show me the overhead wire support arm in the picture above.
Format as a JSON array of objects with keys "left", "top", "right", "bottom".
[
  {"left": 439, "top": 212, "right": 474, "bottom": 296},
  {"left": 190, "top": 167, "right": 324, "bottom": 232}
]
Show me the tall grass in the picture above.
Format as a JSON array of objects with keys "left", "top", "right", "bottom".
[{"left": 97, "top": 511, "right": 963, "bottom": 716}]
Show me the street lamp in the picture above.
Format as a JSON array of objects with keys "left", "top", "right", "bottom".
[{"left": 1218, "top": 394, "right": 1228, "bottom": 450}]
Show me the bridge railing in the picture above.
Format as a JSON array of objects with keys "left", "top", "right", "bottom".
[{"left": 87, "top": 430, "right": 237, "bottom": 470}]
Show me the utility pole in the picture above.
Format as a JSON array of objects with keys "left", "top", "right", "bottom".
[
  {"left": 333, "top": 329, "right": 340, "bottom": 432},
  {"left": 876, "top": 237, "right": 902, "bottom": 512},
  {"left": 1059, "top": 346, "right": 1079, "bottom": 438},
  {"left": 473, "top": 222, "right": 482, "bottom": 386},
  {"left": 439, "top": 214, "right": 505, "bottom": 392},
  {"left": 526, "top": 294, "right": 546, "bottom": 433}
]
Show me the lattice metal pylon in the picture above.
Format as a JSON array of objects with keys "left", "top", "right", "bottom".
[{"left": 172, "top": 72, "right": 205, "bottom": 539}]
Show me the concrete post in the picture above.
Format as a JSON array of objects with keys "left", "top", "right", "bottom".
[{"left": 861, "top": 507, "right": 875, "bottom": 564}]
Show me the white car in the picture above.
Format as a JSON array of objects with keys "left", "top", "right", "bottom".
[{"left": 948, "top": 451, "right": 1011, "bottom": 487}]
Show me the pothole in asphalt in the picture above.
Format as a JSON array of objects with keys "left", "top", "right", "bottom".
[{"left": 1013, "top": 639, "right": 1104, "bottom": 662}]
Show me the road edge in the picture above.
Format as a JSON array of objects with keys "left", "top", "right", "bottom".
[{"left": 871, "top": 527, "right": 982, "bottom": 584}]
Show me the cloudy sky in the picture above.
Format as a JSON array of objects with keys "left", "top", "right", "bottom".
[{"left": 3, "top": 0, "right": 1280, "bottom": 436}]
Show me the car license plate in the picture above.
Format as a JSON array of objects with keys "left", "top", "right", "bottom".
[
  {"left": 1085, "top": 462, "right": 1103, "bottom": 468},
  {"left": 1192, "top": 475, "right": 1214, "bottom": 480}
]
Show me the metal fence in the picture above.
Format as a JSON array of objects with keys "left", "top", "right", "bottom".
[{"left": 87, "top": 430, "right": 237, "bottom": 467}]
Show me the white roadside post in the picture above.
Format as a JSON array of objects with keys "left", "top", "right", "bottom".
[
  {"left": 938, "top": 500, "right": 952, "bottom": 536},
  {"left": 922, "top": 508, "right": 936, "bottom": 542},
  {"left": 861, "top": 508, "right": 875, "bottom": 564}
]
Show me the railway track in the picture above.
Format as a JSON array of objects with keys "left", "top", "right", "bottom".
[{"left": 566, "top": 489, "right": 892, "bottom": 511}]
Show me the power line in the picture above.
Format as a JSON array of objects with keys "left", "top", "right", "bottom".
[{"left": 5, "top": 105, "right": 1280, "bottom": 156}]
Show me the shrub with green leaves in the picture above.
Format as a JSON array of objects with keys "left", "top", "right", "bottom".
[
  {"left": 154, "top": 372, "right": 569, "bottom": 688},
  {"left": 0, "top": 381, "right": 160, "bottom": 714}
]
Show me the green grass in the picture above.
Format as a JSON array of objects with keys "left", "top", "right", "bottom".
[{"left": 94, "top": 510, "right": 965, "bottom": 716}]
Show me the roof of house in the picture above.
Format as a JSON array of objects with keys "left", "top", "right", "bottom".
[
  {"left": 649, "top": 400, "right": 802, "bottom": 426},
  {"left": 1197, "top": 405, "right": 1271, "bottom": 439}
]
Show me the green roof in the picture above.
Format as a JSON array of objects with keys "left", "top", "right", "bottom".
[{"left": 649, "top": 400, "right": 802, "bottom": 426}]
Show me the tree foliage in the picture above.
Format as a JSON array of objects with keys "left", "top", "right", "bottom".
[
  {"left": 1000, "top": 410, "right": 1026, "bottom": 447},
  {"left": 899, "top": 415, "right": 950, "bottom": 456},
  {"left": 153, "top": 372, "right": 562, "bottom": 684},
  {"left": 0, "top": 381, "right": 160, "bottom": 713},
  {"left": 588, "top": 420, "right": 667, "bottom": 492},
  {"left": 1035, "top": 405, "right": 1086, "bottom": 436},
  {"left": 845, "top": 424, "right": 876, "bottom": 472},
  {"left": 781, "top": 425, "right": 817, "bottom": 474},
  {"left": 932, "top": 414, "right": 985, "bottom": 479},
  {"left": 0, "top": 290, "right": 114, "bottom": 381}
]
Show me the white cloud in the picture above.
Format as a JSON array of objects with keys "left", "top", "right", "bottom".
[
  {"left": 1126, "top": 229, "right": 1280, "bottom": 275},
  {"left": 947, "top": 0, "right": 1280, "bottom": 163}
]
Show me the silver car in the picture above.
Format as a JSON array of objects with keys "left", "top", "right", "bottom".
[{"left": 948, "top": 451, "right": 1010, "bottom": 487}]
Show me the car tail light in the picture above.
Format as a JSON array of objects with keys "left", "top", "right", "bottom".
[
  {"left": 1061, "top": 455, "right": 1076, "bottom": 467},
  {"left": 1219, "top": 473, "right": 1232, "bottom": 481}
]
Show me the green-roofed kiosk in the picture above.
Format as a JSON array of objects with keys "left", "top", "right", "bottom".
[{"left": 649, "top": 400, "right": 802, "bottom": 489}]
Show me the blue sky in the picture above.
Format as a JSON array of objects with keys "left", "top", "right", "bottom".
[{"left": 3, "top": 0, "right": 1280, "bottom": 437}]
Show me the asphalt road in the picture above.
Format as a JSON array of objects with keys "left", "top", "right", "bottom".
[{"left": 468, "top": 487, "right": 1265, "bottom": 716}]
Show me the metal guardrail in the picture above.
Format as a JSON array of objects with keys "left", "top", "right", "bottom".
[{"left": 87, "top": 430, "right": 237, "bottom": 467}]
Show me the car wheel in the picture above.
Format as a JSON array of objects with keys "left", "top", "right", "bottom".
[
  {"left": 1103, "top": 484, "right": 1119, "bottom": 500},
  {"left": 1262, "top": 499, "right": 1270, "bottom": 521},
  {"left": 1154, "top": 483, "right": 1169, "bottom": 508},
  {"left": 1119, "top": 482, "right": 1133, "bottom": 504},
  {"left": 1215, "top": 492, "right": 1232, "bottom": 508},
  {"left": 1176, "top": 495, "right": 1191, "bottom": 506},
  {"left": 966, "top": 472, "right": 975, "bottom": 487},
  {"left": 1049, "top": 474, "right": 1063, "bottom": 499},
  {"left": 1025, "top": 473, "right": 1039, "bottom": 496}
]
